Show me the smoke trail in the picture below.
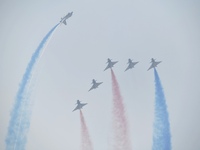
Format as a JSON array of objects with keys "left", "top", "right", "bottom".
[
  {"left": 111, "top": 69, "right": 132, "bottom": 150},
  {"left": 80, "top": 110, "right": 93, "bottom": 150},
  {"left": 152, "top": 68, "right": 171, "bottom": 150},
  {"left": 6, "top": 24, "right": 59, "bottom": 150}
]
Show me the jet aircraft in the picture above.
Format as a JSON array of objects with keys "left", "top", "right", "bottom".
[
  {"left": 125, "top": 59, "right": 139, "bottom": 71},
  {"left": 88, "top": 79, "right": 103, "bottom": 91},
  {"left": 60, "top": 12, "right": 73, "bottom": 25},
  {"left": 104, "top": 58, "right": 118, "bottom": 71},
  {"left": 72, "top": 100, "right": 87, "bottom": 112},
  {"left": 147, "top": 58, "right": 162, "bottom": 71}
]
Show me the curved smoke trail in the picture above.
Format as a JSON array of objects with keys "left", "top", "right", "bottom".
[
  {"left": 80, "top": 110, "right": 93, "bottom": 150},
  {"left": 5, "top": 24, "right": 59, "bottom": 150},
  {"left": 152, "top": 68, "right": 171, "bottom": 150},
  {"left": 111, "top": 69, "right": 132, "bottom": 150}
]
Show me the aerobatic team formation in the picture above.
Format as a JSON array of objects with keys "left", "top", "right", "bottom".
[
  {"left": 60, "top": 11, "right": 161, "bottom": 112},
  {"left": 73, "top": 57, "right": 162, "bottom": 112},
  {"left": 5, "top": 11, "right": 171, "bottom": 150}
]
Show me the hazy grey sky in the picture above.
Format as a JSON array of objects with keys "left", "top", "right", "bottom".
[{"left": 0, "top": 0, "right": 200, "bottom": 150}]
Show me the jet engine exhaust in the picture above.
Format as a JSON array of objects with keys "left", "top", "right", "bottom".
[
  {"left": 5, "top": 24, "right": 59, "bottom": 150},
  {"left": 152, "top": 68, "right": 171, "bottom": 150},
  {"left": 111, "top": 69, "right": 132, "bottom": 150},
  {"left": 80, "top": 110, "right": 93, "bottom": 150}
]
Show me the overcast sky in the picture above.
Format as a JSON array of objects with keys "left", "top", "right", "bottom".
[{"left": 0, "top": 0, "right": 200, "bottom": 150}]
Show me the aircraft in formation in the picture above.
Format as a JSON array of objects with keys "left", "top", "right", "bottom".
[
  {"left": 104, "top": 58, "right": 118, "bottom": 71},
  {"left": 60, "top": 12, "right": 73, "bottom": 25},
  {"left": 58, "top": 13, "right": 162, "bottom": 110},
  {"left": 147, "top": 58, "right": 162, "bottom": 71},
  {"left": 125, "top": 59, "right": 139, "bottom": 71},
  {"left": 73, "top": 58, "right": 161, "bottom": 112},
  {"left": 72, "top": 100, "right": 87, "bottom": 112},
  {"left": 88, "top": 79, "right": 103, "bottom": 92}
]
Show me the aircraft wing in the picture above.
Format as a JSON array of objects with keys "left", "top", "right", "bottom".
[
  {"left": 147, "top": 64, "right": 154, "bottom": 71},
  {"left": 104, "top": 65, "right": 110, "bottom": 71},
  {"left": 113, "top": 61, "right": 118, "bottom": 65},
  {"left": 72, "top": 105, "right": 79, "bottom": 112},
  {"left": 88, "top": 84, "right": 95, "bottom": 91},
  {"left": 63, "top": 20, "right": 67, "bottom": 25},
  {"left": 125, "top": 66, "right": 130, "bottom": 72},
  {"left": 81, "top": 103, "right": 87, "bottom": 107},
  {"left": 97, "top": 82, "right": 103, "bottom": 86}
]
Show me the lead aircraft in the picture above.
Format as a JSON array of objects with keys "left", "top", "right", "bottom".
[
  {"left": 72, "top": 100, "right": 87, "bottom": 112},
  {"left": 104, "top": 58, "right": 118, "bottom": 71},
  {"left": 88, "top": 79, "right": 103, "bottom": 91},
  {"left": 60, "top": 12, "right": 73, "bottom": 25},
  {"left": 147, "top": 58, "right": 162, "bottom": 71},
  {"left": 125, "top": 59, "right": 139, "bottom": 71}
]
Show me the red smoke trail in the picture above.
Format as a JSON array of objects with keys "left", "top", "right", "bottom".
[
  {"left": 111, "top": 69, "right": 132, "bottom": 150},
  {"left": 80, "top": 110, "right": 93, "bottom": 150}
]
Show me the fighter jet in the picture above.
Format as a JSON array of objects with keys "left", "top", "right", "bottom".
[
  {"left": 88, "top": 79, "right": 103, "bottom": 91},
  {"left": 60, "top": 12, "right": 73, "bottom": 25},
  {"left": 147, "top": 58, "right": 162, "bottom": 71},
  {"left": 125, "top": 59, "right": 139, "bottom": 71},
  {"left": 72, "top": 100, "right": 87, "bottom": 112},
  {"left": 104, "top": 58, "right": 118, "bottom": 71}
]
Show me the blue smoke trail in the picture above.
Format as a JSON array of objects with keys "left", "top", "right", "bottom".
[
  {"left": 152, "top": 68, "right": 171, "bottom": 150},
  {"left": 6, "top": 24, "right": 59, "bottom": 150}
]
